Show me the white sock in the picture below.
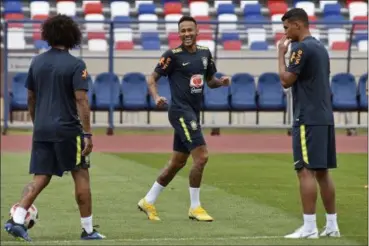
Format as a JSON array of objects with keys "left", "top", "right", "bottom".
[
  {"left": 81, "top": 215, "right": 93, "bottom": 234},
  {"left": 326, "top": 213, "right": 338, "bottom": 229},
  {"left": 189, "top": 187, "right": 201, "bottom": 209},
  {"left": 13, "top": 207, "right": 27, "bottom": 224},
  {"left": 303, "top": 214, "right": 317, "bottom": 231},
  {"left": 145, "top": 181, "right": 164, "bottom": 204}
]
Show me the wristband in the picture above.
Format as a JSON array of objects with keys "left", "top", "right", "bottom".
[{"left": 83, "top": 133, "right": 92, "bottom": 138}]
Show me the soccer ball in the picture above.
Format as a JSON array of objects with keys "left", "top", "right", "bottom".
[{"left": 9, "top": 203, "right": 38, "bottom": 229}]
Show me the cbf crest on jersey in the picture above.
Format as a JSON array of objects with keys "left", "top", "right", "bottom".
[{"left": 201, "top": 57, "right": 207, "bottom": 69}]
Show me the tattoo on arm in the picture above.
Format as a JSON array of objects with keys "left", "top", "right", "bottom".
[
  {"left": 147, "top": 71, "right": 161, "bottom": 99},
  {"left": 21, "top": 181, "right": 36, "bottom": 198},
  {"left": 27, "top": 91, "right": 36, "bottom": 123},
  {"left": 75, "top": 91, "right": 91, "bottom": 133}
]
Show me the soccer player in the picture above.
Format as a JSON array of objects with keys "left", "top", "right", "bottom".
[
  {"left": 4, "top": 15, "right": 105, "bottom": 241},
  {"left": 277, "top": 8, "right": 340, "bottom": 239},
  {"left": 137, "top": 16, "right": 230, "bottom": 221}
]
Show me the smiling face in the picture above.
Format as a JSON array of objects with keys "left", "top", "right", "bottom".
[{"left": 178, "top": 20, "right": 198, "bottom": 48}]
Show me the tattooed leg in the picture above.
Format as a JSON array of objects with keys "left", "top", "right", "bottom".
[
  {"left": 18, "top": 175, "right": 52, "bottom": 210},
  {"left": 11, "top": 175, "right": 51, "bottom": 225}
]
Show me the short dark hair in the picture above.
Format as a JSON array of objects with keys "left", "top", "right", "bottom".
[
  {"left": 281, "top": 8, "right": 309, "bottom": 26},
  {"left": 178, "top": 16, "right": 197, "bottom": 26},
  {"left": 41, "top": 14, "right": 82, "bottom": 49}
]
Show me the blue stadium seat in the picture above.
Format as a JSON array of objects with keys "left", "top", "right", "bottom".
[
  {"left": 138, "top": 4, "right": 156, "bottom": 14},
  {"left": 331, "top": 73, "right": 358, "bottom": 111},
  {"left": 358, "top": 73, "right": 367, "bottom": 110},
  {"left": 257, "top": 73, "right": 286, "bottom": 110},
  {"left": 34, "top": 40, "right": 49, "bottom": 50},
  {"left": 87, "top": 77, "right": 94, "bottom": 107},
  {"left": 150, "top": 77, "right": 171, "bottom": 110},
  {"left": 243, "top": 4, "right": 262, "bottom": 17},
  {"left": 161, "top": 0, "right": 181, "bottom": 3},
  {"left": 204, "top": 72, "right": 230, "bottom": 111},
  {"left": 245, "top": 15, "right": 267, "bottom": 28},
  {"left": 293, "top": 0, "right": 304, "bottom": 4},
  {"left": 93, "top": 72, "right": 121, "bottom": 109},
  {"left": 230, "top": 73, "right": 257, "bottom": 110},
  {"left": 142, "top": 41, "right": 161, "bottom": 50},
  {"left": 355, "top": 32, "right": 368, "bottom": 44},
  {"left": 323, "top": 3, "right": 342, "bottom": 17},
  {"left": 4, "top": 1, "right": 22, "bottom": 14},
  {"left": 10, "top": 73, "right": 28, "bottom": 110},
  {"left": 221, "top": 32, "right": 239, "bottom": 42},
  {"left": 250, "top": 41, "right": 268, "bottom": 51},
  {"left": 113, "top": 16, "right": 131, "bottom": 28},
  {"left": 141, "top": 32, "right": 161, "bottom": 50},
  {"left": 121, "top": 72, "right": 148, "bottom": 110},
  {"left": 217, "top": 4, "right": 235, "bottom": 15},
  {"left": 141, "top": 32, "right": 159, "bottom": 41},
  {"left": 323, "top": 15, "right": 345, "bottom": 28}
]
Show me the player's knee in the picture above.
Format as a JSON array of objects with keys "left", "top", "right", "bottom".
[
  {"left": 296, "top": 166, "right": 314, "bottom": 178},
  {"left": 194, "top": 152, "right": 208, "bottom": 167},
  {"left": 315, "top": 169, "right": 328, "bottom": 181},
  {"left": 170, "top": 151, "right": 189, "bottom": 169},
  {"left": 169, "top": 159, "right": 187, "bottom": 169},
  {"left": 33, "top": 175, "right": 52, "bottom": 190}
]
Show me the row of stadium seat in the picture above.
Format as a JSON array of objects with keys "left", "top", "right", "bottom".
[
  {"left": 3, "top": 0, "right": 368, "bottom": 20},
  {"left": 9, "top": 72, "right": 368, "bottom": 113},
  {"left": 2, "top": 0, "right": 368, "bottom": 51}
]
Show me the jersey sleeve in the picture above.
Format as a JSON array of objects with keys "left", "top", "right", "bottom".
[
  {"left": 73, "top": 60, "right": 90, "bottom": 91},
  {"left": 287, "top": 42, "right": 308, "bottom": 75},
  {"left": 154, "top": 50, "right": 174, "bottom": 76},
  {"left": 206, "top": 50, "right": 217, "bottom": 79}
]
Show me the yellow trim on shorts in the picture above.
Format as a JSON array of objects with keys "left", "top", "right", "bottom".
[
  {"left": 300, "top": 125, "right": 309, "bottom": 164},
  {"left": 76, "top": 136, "right": 81, "bottom": 165},
  {"left": 179, "top": 117, "right": 192, "bottom": 142}
]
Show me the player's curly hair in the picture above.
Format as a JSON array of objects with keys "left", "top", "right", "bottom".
[{"left": 41, "top": 14, "right": 82, "bottom": 49}]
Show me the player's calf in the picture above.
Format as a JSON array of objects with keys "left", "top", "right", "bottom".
[
  {"left": 315, "top": 170, "right": 340, "bottom": 236},
  {"left": 72, "top": 168, "right": 104, "bottom": 238},
  {"left": 188, "top": 145, "right": 213, "bottom": 221},
  {"left": 11, "top": 175, "right": 50, "bottom": 230}
]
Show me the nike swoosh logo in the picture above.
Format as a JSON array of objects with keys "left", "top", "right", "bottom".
[
  {"left": 294, "top": 160, "right": 300, "bottom": 165},
  {"left": 182, "top": 62, "right": 190, "bottom": 66}
]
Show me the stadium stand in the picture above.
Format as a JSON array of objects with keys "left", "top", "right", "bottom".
[
  {"left": 1, "top": 0, "right": 367, "bottom": 52},
  {"left": 1, "top": 0, "right": 368, "bottom": 131}
]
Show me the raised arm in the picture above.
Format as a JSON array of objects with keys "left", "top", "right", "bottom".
[{"left": 278, "top": 37, "right": 307, "bottom": 89}]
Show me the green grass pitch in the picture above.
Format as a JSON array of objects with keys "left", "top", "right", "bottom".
[{"left": 1, "top": 152, "right": 367, "bottom": 245}]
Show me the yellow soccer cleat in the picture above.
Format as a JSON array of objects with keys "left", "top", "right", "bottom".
[
  {"left": 137, "top": 198, "right": 160, "bottom": 221},
  {"left": 188, "top": 206, "right": 214, "bottom": 222}
]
